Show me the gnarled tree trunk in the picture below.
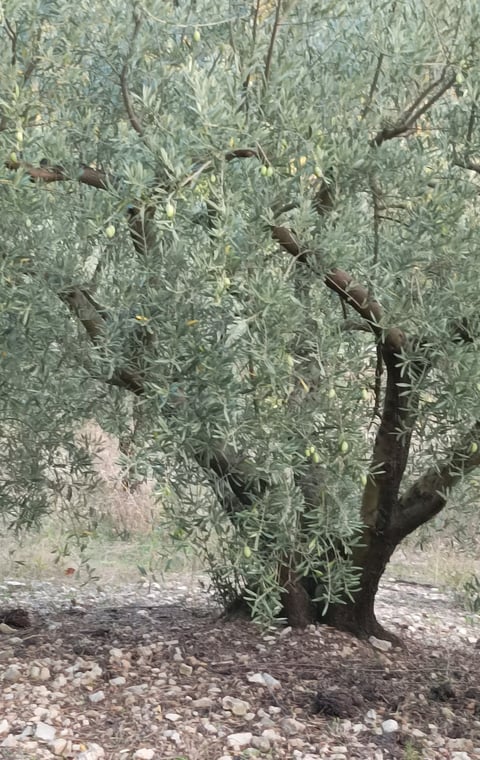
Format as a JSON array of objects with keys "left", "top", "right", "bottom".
[{"left": 319, "top": 530, "right": 398, "bottom": 640}]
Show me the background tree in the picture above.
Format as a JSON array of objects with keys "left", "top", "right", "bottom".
[{"left": 2, "top": 0, "right": 480, "bottom": 639}]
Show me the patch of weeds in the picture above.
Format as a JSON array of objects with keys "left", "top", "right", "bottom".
[
  {"left": 404, "top": 741, "right": 422, "bottom": 760},
  {"left": 459, "top": 572, "right": 480, "bottom": 614}
]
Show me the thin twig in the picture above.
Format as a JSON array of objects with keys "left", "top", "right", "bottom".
[
  {"left": 243, "top": 0, "right": 261, "bottom": 96},
  {"left": 120, "top": 6, "right": 144, "bottom": 136},
  {"left": 370, "top": 68, "right": 456, "bottom": 147},
  {"left": 361, "top": 52, "right": 385, "bottom": 120},
  {"left": 264, "top": 0, "right": 282, "bottom": 84},
  {"left": 4, "top": 17, "right": 17, "bottom": 65},
  {"left": 454, "top": 158, "right": 480, "bottom": 174},
  {"left": 361, "top": 0, "right": 398, "bottom": 119},
  {"left": 372, "top": 180, "right": 381, "bottom": 266},
  {"left": 378, "top": 214, "right": 410, "bottom": 227}
]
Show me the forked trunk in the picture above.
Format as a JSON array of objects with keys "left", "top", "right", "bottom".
[{"left": 277, "top": 528, "right": 400, "bottom": 642}]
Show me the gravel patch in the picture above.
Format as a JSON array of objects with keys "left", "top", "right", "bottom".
[{"left": 0, "top": 573, "right": 479, "bottom": 759}]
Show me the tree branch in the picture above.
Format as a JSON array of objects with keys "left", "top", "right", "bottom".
[
  {"left": 370, "top": 68, "right": 456, "bottom": 148},
  {"left": 466, "top": 102, "right": 477, "bottom": 146},
  {"left": 393, "top": 422, "right": 480, "bottom": 539},
  {"left": 5, "top": 157, "right": 112, "bottom": 190},
  {"left": 361, "top": 341, "right": 417, "bottom": 532},
  {"left": 240, "top": 0, "right": 262, "bottom": 108},
  {"left": 58, "top": 287, "right": 108, "bottom": 343},
  {"left": 126, "top": 203, "right": 158, "bottom": 259},
  {"left": 271, "top": 225, "right": 384, "bottom": 331},
  {"left": 58, "top": 286, "right": 144, "bottom": 394}
]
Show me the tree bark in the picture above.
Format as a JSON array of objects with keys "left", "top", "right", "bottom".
[
  {"left": 272, "top": 528, "right": 400, "bottom": 641},
  {"left": 320, "top": 529, "right": 399, "bottom": 642}
]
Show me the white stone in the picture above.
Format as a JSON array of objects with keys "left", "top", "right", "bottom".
[
  {"left": 192, "top": 697, "right": 214, "bottom": 708},
  {"left": 203, "top": 722, "right": 217, "bottom": 734},
  {"left": 88, "top": 690, "right": 105, "bottom": 703},
  {"left": 280, "top": 717, "right": 305, "bottom": 736},
  {"left": 0, "top": 721, "right": 8, "bottom": 737},
  {"left": 353, "top": 722, "right": 367, "bottom": 733},
  {"left": 0, "top": 624, "right": 15, "bottom": 634},
  {"left": 35, "top": 721, "right": 56, "bottom": 742},
  {"left": 29, "top": 664, "right": 41, "bottom": 680},
  {"left": 4, "top": 665, "right": 21, "bottom": 682},
  {"left": 261, "top": 729, "right": 284, "bottom": 743},
  {"left": 165, "top": 712, "right": 181, "bottom": 722},
  {"left": 382, "top": 719, "right": 399, "bottom": 734},
  {"left": 1, "top": 734, "right": 17, "bottom": 748},
  {"left": 51, "top": 738, "right": 70, "bottom": 756},
  {"left": 162, "top": 729, "right": 181, "bottom": 744},
  {"left": 268, "top": 706, "right": 282, "bottom": 715},
  {"left": 369, "top": 636, "right": 392, "bottom": 652},
  {"left": 179, "top": 663, "right": 193, "bottom": 676},
  {"left": 222, "top": 696, "right": 250, "bottom": 716},
  {"left": 252, "top": 735, "right": 271, "bottom": 752},
  {"left": 227, "top": 732, "right": 253, "bottom": 749},
  {"left": 110, "top": 676, "right": 126, "bottom": 686},
  {"left": 247, "top": 671, "right": 281, "bottom": 689},
  {"left": 133, "top": 750, "right": 155, "bottom": 760},
  {"left": 262, "top": 672, "right": 281, "bottom": 689}
]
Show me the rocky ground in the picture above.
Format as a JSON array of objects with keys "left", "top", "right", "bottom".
[{"left": 0, "top": 573, "right": 479, "bottom": 760}]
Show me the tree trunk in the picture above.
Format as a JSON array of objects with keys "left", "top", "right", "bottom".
[
  {"left": 320, "top": 529, "right": 399, "bottom": 642},
  {"left": 275, "top": 528, "right": 400, "bottom": 642}
]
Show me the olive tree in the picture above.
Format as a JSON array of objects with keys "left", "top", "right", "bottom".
[{"left": 2, "top": 0, "right": 480, "bottom": 639}]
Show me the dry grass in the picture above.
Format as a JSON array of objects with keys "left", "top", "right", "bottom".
[
  {"left": 0, "top": 422, "right": 186, "bottom": 586},
  {"left": 85, "top": 421, "right": 162, "bottom": 537},
  {"left": 389, "top": 540, "right": 480, "bottom": 588}
]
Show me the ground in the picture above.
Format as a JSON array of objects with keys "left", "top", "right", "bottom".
[{"left": 0, "top": 572, "right": 479, "bottom": 760}]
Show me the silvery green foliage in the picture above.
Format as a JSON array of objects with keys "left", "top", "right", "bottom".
[{"left": 1, "top": 0, "right": 480, "bottom": 618}]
